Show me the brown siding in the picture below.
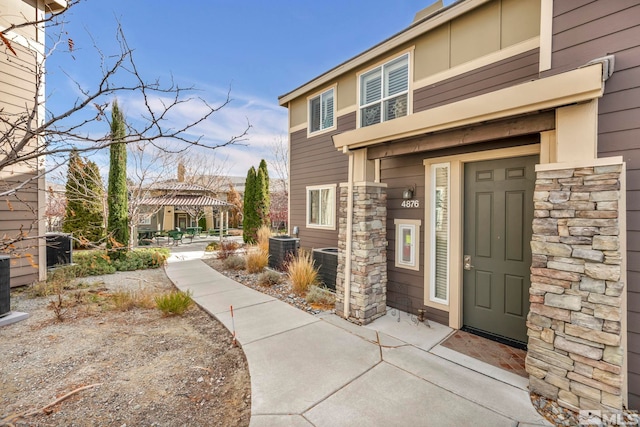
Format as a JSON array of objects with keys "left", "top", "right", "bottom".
[
  {"left": 381, "top": 154, "right": 425, "bottom": 318},
  {"left": 413, "top": 48, "right": 539, "bottom": 113},
  {"left": 550, "top": 1, "right": 640, "bottom": 410},
  {"left": 289, "top": 113, "right": 353, "bottom": 250}
]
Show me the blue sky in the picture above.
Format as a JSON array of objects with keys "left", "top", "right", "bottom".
[{"left": 46, "top": 0, "right": 453, "bottom": 177}]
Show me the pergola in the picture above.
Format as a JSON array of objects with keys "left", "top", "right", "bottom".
[{"left": 138, "top": 191, "right": 233, "bottom": 235}]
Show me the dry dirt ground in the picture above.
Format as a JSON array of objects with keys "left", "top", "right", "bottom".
[{"left": 0, "top": 268, "right": 251, "bottom": 427}]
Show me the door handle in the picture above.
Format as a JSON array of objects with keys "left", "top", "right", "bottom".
[{"left": 464, "top": 255, "right": 474, "bottom": 270}]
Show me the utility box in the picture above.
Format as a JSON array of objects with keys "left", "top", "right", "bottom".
[
  {"left": 46, "top": 233, "right": 73, "bottom": 268},
  {"left": 312, "top": 248, "right": 339, "bottom": 291},
  {"left": 0, "top": 255, "right": 10, "bottom": 317},
  {"left": 268, "top": 235, "right": 299, "bottom": 271}
]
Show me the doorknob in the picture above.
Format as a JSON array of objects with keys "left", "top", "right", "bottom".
[{"left": 464, "top": 255, "right": 474, "bottom": 270}]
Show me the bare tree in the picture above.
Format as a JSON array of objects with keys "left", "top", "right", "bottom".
[
  {"left": 180, "top": 152, "right": 231, "bottom": 196},
  {"left": 0, "top": 1, "right": 249, "bottom": 254},
  {"left": 267, "top": 136, "right": 289, "bottom": 230}
]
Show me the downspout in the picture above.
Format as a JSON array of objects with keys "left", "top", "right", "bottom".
[{"left": 343, "top": 146, "right": 354, "bottom": 319}]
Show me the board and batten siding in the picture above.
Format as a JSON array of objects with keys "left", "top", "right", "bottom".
[
  {"left": 413, "top": 48, "right": 540, "bottom": 113},
  {"left": 548, "top": 0, "right": 640, "bottom": 410},
  {"left": 381, "top": 152, "right": 457, "bottom": 325},
  {"left": 289, "top": 113, "right": 352, "bottom": 251}
]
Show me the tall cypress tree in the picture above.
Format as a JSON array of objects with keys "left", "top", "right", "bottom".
[
  {"left": 257, "top": 159, "right": 270, "bottom": 227},
  {"left": 63, "top": 150, "right": 105, "bottom": 248},
  {"left": 107, "top": 100, "right": 129, "bottom": 251},
  {"left": 242, "top": 166, "right": 258, "bottom": 243}
]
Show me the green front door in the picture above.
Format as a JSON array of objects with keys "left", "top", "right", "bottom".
[{"left": 463, "top": 155, "right": 537, "bottom": 345}]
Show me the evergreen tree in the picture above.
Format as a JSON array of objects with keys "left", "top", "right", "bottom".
[
  {"left": 63, "top": 150, "right": 105, "bottom": 248},
  {"left": 257, "top": 159, "right": 270, "bottom": 226},
  {"left": 107, "top": 100, "right": 129, "bottom": 251},
  {"left": 242, "top": 166, "right": 259, "bottom": 243}
]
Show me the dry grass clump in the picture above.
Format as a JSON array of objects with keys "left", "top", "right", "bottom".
[
  {"left": 256, "top": 225, "right": 272, "bottom": 253},
  {"left": 305, "top": 285, "right": 336, "bottom": 307},
  {"left": 155, "top": 290, "right": 193, "bottom": 316},
  {"left": 286, "top": 251, "right": 318, "bottom": 295},
  {"left": 258, "top": 270, "right": 283, "bottom": 287},
  {"left": 224, "top": 255, "right": 246, "bottom": 271},
  {"left": 246, "top": 248, "right": 269, "bottom": 274},
  {"left": 110, "top": 287, "right": 157, "bottom": 311}
]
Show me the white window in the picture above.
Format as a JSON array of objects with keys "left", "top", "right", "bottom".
[
  {"left": 306, "top": 184, "right": 336, "bottom": 229},
  {"left": 360, "top": 54, "right": 409, "bottom": 127},
  {"left": 309, "top": 88, "right": 335, "bottom": 133},
  {"left": 139, "top": 215, "right": 151, "bottom": 225},
  {"left": 430, "top": 163, "right": 450, "bottom": 304},
  {"left": 394, "top": 219, "right": 421, "bottom": 271}
]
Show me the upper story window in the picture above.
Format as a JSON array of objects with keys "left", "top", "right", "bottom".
[
  {"left": 360, "top": 54, "right": 409, "bottom": 128},
  {"left": 309, "top": 88, "right": 335, "bottom": 133}
]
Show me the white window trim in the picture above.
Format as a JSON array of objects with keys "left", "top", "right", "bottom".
[
  {"left": 429, "top": 162, "right": 450, "bottom": 306},
  {"left": 139, "top": 215, "right": 152, "bottom": 225},
  {"left": 307, "top": 85, "right": 337, "bottom": 137},
  {"left": 394, "top": 219, "right": 421, "bottom": 271},
  {"left": 356, "top": 50, "right": 413, "bottom": 129},
  {"left": 306, "top": 184, "right": 337, "bottom": 230}
]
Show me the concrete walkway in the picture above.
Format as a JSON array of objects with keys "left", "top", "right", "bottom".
[{"left": 165, "top": 242, "right": 550, "bottom": 427}]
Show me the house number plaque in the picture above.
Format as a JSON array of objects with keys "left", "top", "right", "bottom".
[{"left": 400, "top": 199, "right": 420, "bottom": 208}]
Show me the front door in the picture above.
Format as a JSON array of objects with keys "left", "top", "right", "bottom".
[{"left": 463, "top": 155, "right": 537, "bottom": 345}]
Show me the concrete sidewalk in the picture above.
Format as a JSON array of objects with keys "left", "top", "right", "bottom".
[{"left": 165, "top": 245, "right": 550, "bottom": 427}]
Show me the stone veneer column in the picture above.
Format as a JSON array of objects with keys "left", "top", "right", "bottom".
[
  {"left": 526, "top": 160, "right": 626, "bottom": 413},
  {"left": 335, "top": 183, "right": 387, "bottom": 325}
]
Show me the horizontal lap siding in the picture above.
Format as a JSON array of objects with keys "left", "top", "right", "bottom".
[
  {"left": 289, "top": 113, "right": 352, "bottom": 250},
  {"left": 413, "top": 49, "right": 539, "bottom": 113},
  {"left": 551, "top": 1, "right": 640, "bottom": 410},
  {"left": 1, "top": 40, "right": 41, "bottom": 287}
]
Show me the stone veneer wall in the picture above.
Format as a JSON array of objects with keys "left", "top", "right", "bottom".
[
  {"left": 526, "top": 161, "right": 626, "bottom": 413},
  {"left": 335, "top": 183, "right": 387, "bottom": 325}
]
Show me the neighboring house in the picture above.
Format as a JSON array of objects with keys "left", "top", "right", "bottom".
[
  {"left": 137, "top": 181, "right": 232, "bottom": 235},
  {"left": 0, "top": 0, "right": 66, "bottom": 286},
  {"left": 44, "top": 182, "right": 66, "bottom": 232},
  {"left": 280, "top": 0, "right": 638, "bottom": 413}
]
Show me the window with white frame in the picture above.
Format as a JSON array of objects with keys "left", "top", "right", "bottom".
[
  {"left": 360, "top": 54, "right": 409, "bottom": 128},
  {"left": 306, "top": 185, "right": 336, "bottom": 229},
  {"left": 430, "top": 163, "right": 450, "bottom": 304},
  {"left": 309, "top": 88, "right": 335, "bottom": 133},
  {"left": 394, "top": 219, "right": 421, "bottom": 271},
  {"left": 139, "top": 215, "right": 151, "bottom": 225}
]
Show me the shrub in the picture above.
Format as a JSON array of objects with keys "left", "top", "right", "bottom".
[
  {"left": 155, "top": 291, "right": 193, "bottom": 316},
  {"left": 246, "top": 249, "right": 269, "bottom": 274},
  {"left": 256, "top": 225, "right": 272, "bottom": 254},
  {"left": 205, "top": 241, "right": 220, "bottom": 252},
  {"left": 286, "top": 251, "right": 318, "bottom": 295},
  {"left": 223, "top": 255, "right": 246, "bottom": 271},
  {"left": 68, "top": 248, "right": 168, "bottom": 277},
  {"left": 258, "top": 270, "right": 283, "bottom": 287},
  {"left": 305, "top": 285, "right": 336, "bottom": 307},
  {"left": 217, "top": 240, "right": 240, "bottom": 260}
]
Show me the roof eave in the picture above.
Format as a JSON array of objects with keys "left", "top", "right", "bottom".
[{"left": 277, "top": 0, "right": 486, "bottom": 106}]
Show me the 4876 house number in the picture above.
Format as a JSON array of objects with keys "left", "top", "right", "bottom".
[{"left": 401, "top": 199, "right": 420, "bottom": 208}]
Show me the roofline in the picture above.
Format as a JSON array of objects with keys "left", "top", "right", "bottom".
[
  {"left": 277, "top": 0, "right": 489, "bottom": 106},
  {"left": 45, "top": 0, "right": 68, "bottom": 14}
]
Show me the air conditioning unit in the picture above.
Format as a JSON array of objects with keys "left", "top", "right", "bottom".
[
  {"left": 312, "top": 248, "right": 339, "bottom": 291},
  {"left": 0, "top": 255, "right": 10, "bottom": 317},
  {"left": 46, "top": 233, "right": 73, "bottom": 268},
  {"left": 268, "top": 236, "right": 299, "bottom": 271}
]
